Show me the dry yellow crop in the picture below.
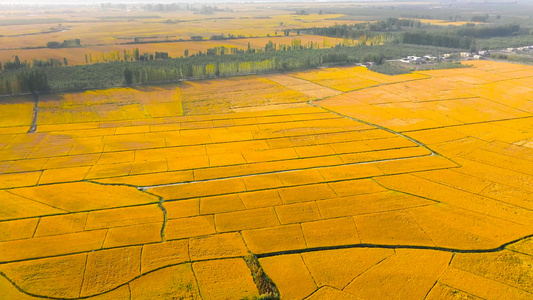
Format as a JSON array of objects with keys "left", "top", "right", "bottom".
[
  {"left": 0, "top": 97, "right": 35, "bottom": 128},
  {"left": 292, "top": 65, "right": 429, "bottom": 92},
  {"left": 37, "top": 86, "right": 183, "bottom": 124},
  {"left": 180, "top": 76, "right": 313, "bottom": 115}
]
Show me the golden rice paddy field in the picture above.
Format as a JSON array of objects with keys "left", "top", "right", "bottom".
[
  {"left": 0, "top": 60, "right": 532, "bottom": 299},
  {"left": 0, "top": 4, "right": 355, "bottom": 65},
  {"left": 0, "top": 7, "right": 336, "bottom": 48},
  {"left": 0, "top": 2, "right": 465, "bottom": 66},
  {"left": 0, "top": 35, "right": 346, "bottom": 66}
]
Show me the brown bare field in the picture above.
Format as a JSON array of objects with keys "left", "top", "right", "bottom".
[{"left": 0, "top": 61, "right": 532, "bottom": 299}]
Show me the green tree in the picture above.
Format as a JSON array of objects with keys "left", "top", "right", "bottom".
[
  {"left": 265, "top": 41, "right": 276, "bottom": 52},
  {"left": 19, "top": 69, "right": 49, "bottom": 94},
  {"left": 123, "top": 68, "right": 133, "bottom": 85},
  {"left": 215, "top": 62, "right": 220, "bottom": 77},
  {"left": 14, "top": 56, "right": 21, "bottom": 69},
  {"left": 47, "top": 41, "right": 62, "bottom": 48}
]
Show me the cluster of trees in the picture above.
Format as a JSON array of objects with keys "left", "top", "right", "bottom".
[
  {"left": 367, "top": 18, "right": 422, "bottom": 31},
  {"left": 205, "top": 46, "right": 240, "bottom": 56},
  {"left": 209, "top": 33, "right": 246, "bottom": 40},
  {"left": 309, "top": 24, "right": 379, "bottom": 40},
  {"left": 137, "top": 52, "right": 170, "bottom": 61},
  {"left": 321, "top": 53, "right": 349, "bottom": 64},
  {"left": 257, "top": 39, "right": 321, "bottom": 52},
  {"left": 194, "top": 39, "right": 351, "bottom": 58},
  {"left": 122, "top": 59, "right": 295, "bottom": 85},
  {"left": 139, "top": 3, "right": 231, "bottom": 13},
  {"left": 471, "top": 15, "right": 489, "bottom": 23},
  {"left": 84, "top": 49, "right": 171, "bottom": 64},
  {"left": 401, "top": 31, "right": 475, "bottom": 49},
  {"left": 2, "top": 56, "right": 30, "bottom": 71},
  {"left": 141, "top": 3, "right": 185, "bottom": 11},
  {"left": 490, "top": 52, "right": 533, "bottom": 64},
  {"left": 112, "top": 44, "right": 446, "bottom": 87},
  {"left": 304, "top": 25, "right": 393, "bottom": 46},
  {"left": 46, "top": 39, "right": 81, "bottom": 48},
  {"left": 453, "top": 24, "right": 521, "bottom": 38},
  {"left": 307, "top": 21, "right": 524, "bottom": 50},
  {"left": 1, "top": 56, "right": 67, "bottom": 71},
  {"left": 32, "top": 58, "right": 67, "bottom": 67},
  {"left": 84, "top": 38, "right": 356, "bottom": 67},
  {"left": 194, "top": 5, "right": 229, "bottom": 15},
  {"left": 307, "top": 18, "right": 422, "bottom": 39},
  {"left": 79, "top": 44, "right": 448, "bottom": 91},
  {"left": 401, "top": 25, "right": 522, "bottom": 49},
  {"left": 0, "top": 69, "right": 49, "bottom": 95}
]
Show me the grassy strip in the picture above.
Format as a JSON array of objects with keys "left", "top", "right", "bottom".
[
  {"left": 490, "top": 53, "right": 533, "bottom": 65},
  {"left": 370, "top": 61, "right": 470, "bottom": 75},
  {"left": 244, "top": 254, "right": 280, "bottom": 300}
]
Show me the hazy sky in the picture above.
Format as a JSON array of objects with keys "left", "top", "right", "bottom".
[
  {"left": 0, "top": 0, "right": 347, "bottom": 5},
  {"left": 0, "top": 0, "right": 293, "bottom": 4},
  {"left": 2, "top": 0, "right": 531, "bottom": 6}
]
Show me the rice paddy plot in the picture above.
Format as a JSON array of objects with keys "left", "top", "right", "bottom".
[{"left": 0, "top": 60, "right": 532, "bottom": 299}]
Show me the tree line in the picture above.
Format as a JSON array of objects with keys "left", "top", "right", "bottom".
[
  {"left": 453, "top": 24, "right": 520, "bottom": 38},
  {"left": 47, "top": 39, "right": 81, "bottom": 49},
  {"left": 307, "top": 21, "right": 524, "bottom": 50},
  {"left": 401, "top": 32, "right": 475, "bottom": 49},
  {"left": 305, "top": 18, "right": 422, "bottom": 41},
  {"left": 2, "top": 56, "right": 67, "bottom": 71},
  {"left": 400, "top": 25, "right": 521, "bottom": 49},
  {"left": 1, "top": 43, "right": 453, "bottom": 95},
  {"left": 83, "top": 38, "right": 353, "bottom": 65}
]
